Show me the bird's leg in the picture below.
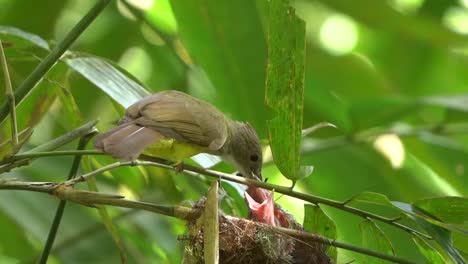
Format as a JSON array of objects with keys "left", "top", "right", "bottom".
[{"left": 173, "top": 161, "right": 184, "bottom": 174}]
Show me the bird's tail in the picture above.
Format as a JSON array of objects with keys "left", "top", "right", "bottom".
[{"left": 94, "top": 123, "right": 163, "bottom": 161}]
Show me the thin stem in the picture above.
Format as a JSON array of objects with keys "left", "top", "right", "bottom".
[
  {"left": 0, "top": 120, "right": 98, "bottom": 173},
  {"left": 67, "top": 162, "right": 135, "bottom": 185},
  {"left": 0, "top": 39, "right": 18, "bottom": 145},
  {"left": 0, "top": 150, "right": 104, "bottom": 165},
  {"left": 39, "top": 132, "right": 96, "bottom": 264},
  {"left": 0, "top": 0, "right": 111, "bottom": 124},
  {"left": 27, "top": 120, "right": 98, "bottom": 153}
]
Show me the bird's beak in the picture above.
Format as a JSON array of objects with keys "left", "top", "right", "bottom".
[{"left": 253, "top": 170, "right": 262, "bottom": 181}]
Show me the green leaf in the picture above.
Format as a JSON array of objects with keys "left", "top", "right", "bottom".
[
  {"left": 318, "top": 1, "right": 468, "bottom": 47},
  {"left": 303, "top": 204, "right": 337, "bottom": 261},
  {"left": 394, "top": 200, "right": 467, "bottom": 235},
  {"left": 169, "top": 0, "right": 267, "bottom": 134},
  {"left": 0, "top": 209, "right": 36, "bottom": 262},
  {"left": 359, "top": 219, "right": 395, "bottom": 263},
  {"left": 393, "top": 201, "right": 466, "bottom": 264},
  {"left": 412, "top": 235, "right": 445, "bottom": 264},
  {"left": 414, "top": 197, "right": 468, "bottom": 228},
  {"left": 351, "top": 191, "right": 395, "bottom": 208},
  {"left": 220, "top": 181, "right": 248, "bottom": 217},
  {"left": 265, "top": 0, "right": 310, "bottom": 180}
]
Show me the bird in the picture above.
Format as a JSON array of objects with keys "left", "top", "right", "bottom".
[{"left": 94, "top": 90, "right": 263, "bottom": 179}]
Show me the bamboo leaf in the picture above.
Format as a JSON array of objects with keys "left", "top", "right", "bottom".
[{"left": 65, "top": 56, "right": 149, "bottom": 108}]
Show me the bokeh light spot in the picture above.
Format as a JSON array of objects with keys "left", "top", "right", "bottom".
[
  {"left": 319, "top": 14, "right": 358, "bottom": 56},
  {"left": 373, "top": 134, "right": 405, "bottom": 169},
  {"left": 443, "top": 6, "right": 468, "bottom": 35},
  {"left": 119, "top": 46, "right": 153, "bottom": 83}
]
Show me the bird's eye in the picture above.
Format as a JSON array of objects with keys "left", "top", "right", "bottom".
[{"left": 250, "top": 154, "right": 259, "bottom": 162}]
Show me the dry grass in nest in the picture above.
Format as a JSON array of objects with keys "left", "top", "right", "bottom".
[{"left": 181, "top": 201, "right": 332, "bottom": 264}]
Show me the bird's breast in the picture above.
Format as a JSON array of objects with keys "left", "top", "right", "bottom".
[{"left": 144, "top": 138, "right": 207, "bottom": 162}]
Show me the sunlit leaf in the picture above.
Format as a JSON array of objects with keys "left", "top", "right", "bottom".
[{"left": 303, "top": 204, "right": 337, "bottom": 261}]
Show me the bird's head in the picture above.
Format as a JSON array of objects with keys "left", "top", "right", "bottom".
[{"left": 226, "top": 122, "right": 263, "bottom": 180}]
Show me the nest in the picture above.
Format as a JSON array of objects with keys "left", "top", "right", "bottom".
[{"left": 181, "top": 200, "right": 332, "bottom": 264}]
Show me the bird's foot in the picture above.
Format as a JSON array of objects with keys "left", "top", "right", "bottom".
[{"left": 173, "top": 162, "right": 184, "bottom": 174}]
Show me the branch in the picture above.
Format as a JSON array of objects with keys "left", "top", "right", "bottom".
[
  {"left": 1, "top": 145, "right": 430, "bottom": 241},
  {"left": 0, "top": 179, "right": 192, "bottom": 218},
  {"left": 63, "top": 160, "right": 430, "bottom": 240},
  {"left": 0, "top": 179, "right": 415, "bottom": 264}
]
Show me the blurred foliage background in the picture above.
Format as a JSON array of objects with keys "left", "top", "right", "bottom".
[{"left": 1, "top": 0, "right": 468, "bottom": 263}]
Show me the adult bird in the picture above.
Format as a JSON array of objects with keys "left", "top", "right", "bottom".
[{"left": 94, "top": 90, "right": 263, "bottom": 179}]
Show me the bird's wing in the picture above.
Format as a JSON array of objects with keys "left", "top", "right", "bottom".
[{"left": 128, "top": 91, "right": 229, "bottom": 150}]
